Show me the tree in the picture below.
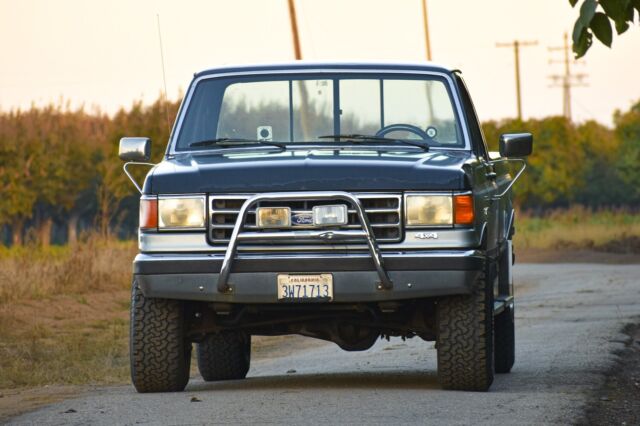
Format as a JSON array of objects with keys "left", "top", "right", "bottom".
[
  {"left": 569, "top": 0, "right": 640, "bottom": 58},
  {"left": 613, "top": 101, "right": 640, "bottom": 202}
]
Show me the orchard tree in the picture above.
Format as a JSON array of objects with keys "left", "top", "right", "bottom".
[{"left": 613, "top": 101, "right": 640, "bottom": 202}]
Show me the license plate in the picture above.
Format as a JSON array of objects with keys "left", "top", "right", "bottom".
[{"left": 277, "top": 274, "right": 333, "bottom": 301}]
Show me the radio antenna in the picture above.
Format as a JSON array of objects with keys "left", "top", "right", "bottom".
[{"left": 156, "top": 13, "right": 171, "bottom": 132}]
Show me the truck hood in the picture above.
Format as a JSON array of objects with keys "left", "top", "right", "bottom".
[{"left": 145, "top": 148, "right": 473, "bottom": 194}]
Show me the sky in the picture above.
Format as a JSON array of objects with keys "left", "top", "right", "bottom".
[{"left": 0, "top": 0, "right": 639, "bottom": 127}]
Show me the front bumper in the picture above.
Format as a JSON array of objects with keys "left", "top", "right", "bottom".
[{"left": 134, "top": 250, "right": 484, "bottom": 303}]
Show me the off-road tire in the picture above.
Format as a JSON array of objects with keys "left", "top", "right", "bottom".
[
  {"left": 130, "top": 281, "right": 191, "bottom": 393},
  {"left": 494, "top": 303, "right": 515, "bottom": 373},
  {"left": 197, "top": 332, "right": 251, "bottom": 381},
  {"left": 436, "top": 266, "right": 494, "bottom": 391}
]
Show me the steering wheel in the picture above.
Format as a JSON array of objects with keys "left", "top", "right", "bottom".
[{"left": 375, "top": 123, "right": 431, "bottom": 140}]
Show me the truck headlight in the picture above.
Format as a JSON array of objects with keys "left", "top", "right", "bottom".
[
  {"left": 158, "top": 196, "right": 205, "bottom": 229},
  {"left": 257, "top": 207, "right": 291, "bottom": 228},
  {"left": 313, "top": 205, "right": 348, "bottom": 226},
  {"left": 406, "top": 195, "right": 453, "bottom": 226}
]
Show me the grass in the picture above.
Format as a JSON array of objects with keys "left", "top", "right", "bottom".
[
  {"left": 0, "top": 316, "right": 130, "bottom": 388},
  {"left": 0, "top": 236, "right": 137, "bottom": 303},
  {"left": 0, "top": 235, "right": 135, "bottom": 389},
  {"left": 515, "top": 207, "right": 640, "bottom": 252}
]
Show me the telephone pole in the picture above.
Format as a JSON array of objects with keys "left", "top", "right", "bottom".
[
  {"left": 421, "top": 0, "right": 432, "bottom": 61},
  {"left": 496, "top": 39, "right": 538, "bottom": 120},
  {"left": 287, "top": 0, "right": 302, "bottom": 60},
  {"left": 286, "top": 0, "right": 311, "bottom": 139},
  {"left": 548, "top": 32, "right": 587, "bottom": 121}
]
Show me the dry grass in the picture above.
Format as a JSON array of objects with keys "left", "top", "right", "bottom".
[
  {"left": 0, "top": 235, "right": 137, "bottom": 303},
  {"left": 515, "top": 207, "right": 640, "bottom": 252},
  {"left": 0, "top": 236, "right": 135, "bottom": 389},
  {"left": 0, "top": 292, "right": 132, "bottom": 390}
]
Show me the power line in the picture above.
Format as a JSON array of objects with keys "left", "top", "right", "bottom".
[
  {"left": 548, "top": 32, "right": 588, "bottom": 122},
  {"left": 496, "top": 39, "right": 538, "bottom": 121}
]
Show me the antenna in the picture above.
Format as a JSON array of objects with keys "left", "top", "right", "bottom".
[{"left": 156, "top": 14, "right": 171, "bottom": 132}]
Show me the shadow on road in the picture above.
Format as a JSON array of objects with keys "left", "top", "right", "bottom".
[{"left": 187, "top": 370, "right": 441, "bottom": 392}]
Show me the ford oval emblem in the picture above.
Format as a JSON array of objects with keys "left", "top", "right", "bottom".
[
  {"left": 291, "top": 213, "right": 314, "bottom": 226},
  {"left": 415, "top": 232, "right": 438, "bottom": 240}
]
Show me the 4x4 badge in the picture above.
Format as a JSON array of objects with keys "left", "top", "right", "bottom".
[{"left": 415, "top": 232, "right": 438, "bottom": 239}]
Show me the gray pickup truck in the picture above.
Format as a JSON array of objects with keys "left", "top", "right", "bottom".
[{"left": 119, "top": 61, "right": 532, "bottom": 393}]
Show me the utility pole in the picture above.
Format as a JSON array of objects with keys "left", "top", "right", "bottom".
[
  {"left": 287, "top": 0, "right": 302, "bottom": 60},
  {"left": 496, "top": 39, "right": 538, "bottom": 120},
  {"left": 421, "top": 0, "right": 435, "bottom": 123},
  {"left": 286, "top": 0, "right": 311, "bottom": 139},
  {"left": 548, "top": 32, "right": 587, "bottom": 121},
  {"left": 421, "top": 0, "right": 432, "bottom": 61}
]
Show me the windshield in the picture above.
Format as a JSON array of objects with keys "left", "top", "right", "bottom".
[{"left": 174, "top": 73, "right": 464, "bottom": 151}]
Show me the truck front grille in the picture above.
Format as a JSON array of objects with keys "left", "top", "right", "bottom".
[{"left": 208, "top": 193, "right": 402, "bottom": 246}]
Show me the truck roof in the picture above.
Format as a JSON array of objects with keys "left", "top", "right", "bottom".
[{"left": 194, "top": 61, "right": 457, "bottom": 78}]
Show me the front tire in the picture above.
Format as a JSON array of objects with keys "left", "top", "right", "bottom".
[
  {"left": 197, "top": 332, "right": 251, "bottom": 381},
  {"left": 130, "top": 281, "right": 192, "bottom": 393},
  {"left": 436, "top": 265, "right": 494, "bottom": 391}
]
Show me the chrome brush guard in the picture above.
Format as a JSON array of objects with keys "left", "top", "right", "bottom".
[{"left": 216, "top": 191, "right": 394, "bottom": 293}]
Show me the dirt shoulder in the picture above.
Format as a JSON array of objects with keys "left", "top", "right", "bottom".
[{"left": 583, "top": 324, "right": 640, "bottom": 425}]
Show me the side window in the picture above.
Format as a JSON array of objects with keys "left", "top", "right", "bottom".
[{"left": 455, "top": 75, "right": 489, "bottom": 159}]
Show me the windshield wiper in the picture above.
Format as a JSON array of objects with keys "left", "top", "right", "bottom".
[
  {"left": 317, "top": 134, "right": 429, "bottom": 151},
  {"left": 189, "top": 138, "right": 286, "bottom": 149}
]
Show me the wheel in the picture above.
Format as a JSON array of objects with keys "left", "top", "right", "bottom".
[
  {"left": 197, "top": 331, "right": 251, "bottom": 381},
  {"left": 436, "top": 264, "right": 494, "bottom": 391},
  {"left": 129, "top": 280, "right": 191, "bottom": 393},
  {"left": 495, "top": 240, "right": 515, "bottom": 373}
]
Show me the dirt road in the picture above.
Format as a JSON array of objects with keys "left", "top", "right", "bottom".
[{"left": 8, "top": 264, "right": 640, "bottom": 425}]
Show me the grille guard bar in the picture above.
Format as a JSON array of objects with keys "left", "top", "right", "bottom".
[{"left": 216, "top": 191, "right": 394, "bottom": 293}]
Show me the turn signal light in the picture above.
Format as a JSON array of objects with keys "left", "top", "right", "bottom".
[
  {"left": 454, "top": 195, "right": 474, "bottom": 225},
  {"left": 140, "top": 197, "right": 158, "bottom": 229}
]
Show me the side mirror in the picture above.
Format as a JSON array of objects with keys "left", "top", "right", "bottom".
[
  {"left": 499, "top": 133, "right": 533, "bottom": 157},
  {"left": 119, "top": 137, "right": 151, "bottom": 162}
]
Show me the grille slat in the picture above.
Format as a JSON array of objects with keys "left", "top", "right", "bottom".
[{"left": 209, "top": 193, "right": 402, "bottom": 245}]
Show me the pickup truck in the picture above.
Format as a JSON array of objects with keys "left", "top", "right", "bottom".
[{"left": 119, "top": 61, "right": 532, "bottom": 393}]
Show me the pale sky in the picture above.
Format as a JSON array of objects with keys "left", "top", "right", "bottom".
[{"left": 1, "top": 0, "right": 639, "bottom": 127}]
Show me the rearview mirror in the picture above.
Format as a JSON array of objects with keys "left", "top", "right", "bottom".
[
  {"left": 119, "top": 137, "right": 151, "bottom": 162},
  {"left": 499, "top": 133, "right": 533, "bottom": 157}
]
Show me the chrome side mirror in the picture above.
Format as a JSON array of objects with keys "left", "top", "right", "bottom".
[
  {"left": 119, "top": 137, "right": 151, "bottom": 162},
  {"left": 499, "top": 133, "right": 533, "bottom": 157}
]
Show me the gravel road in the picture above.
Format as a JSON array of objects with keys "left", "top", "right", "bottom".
[{"left": 9, "top": 264, "right": 640, "bottom": 425}]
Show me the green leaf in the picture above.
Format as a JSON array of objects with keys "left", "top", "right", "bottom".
[
  {"left": 615, "top": 19, "right": 630, "bottom": 34},
  {"left": 573, "top": 24, "right": 593, "bottom": 58},
  {"left": 579, "top": 0, "right": 597, "bottom": 26},
  {"left": 569, "top": 0, "right": 579, "bottom": 7},
  {"left": 599, "top": 0, "right": 629, "bottom": 22},
  {"left": 590, "top": 12, "right": 613, "bottom": 46},
  {"left": 573, "top": 19, "right": 585, "bottom": 45}
]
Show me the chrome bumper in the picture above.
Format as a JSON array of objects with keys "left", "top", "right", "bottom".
[{"left": 133, "top": 250, "right": 485, "bottom": 303}]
